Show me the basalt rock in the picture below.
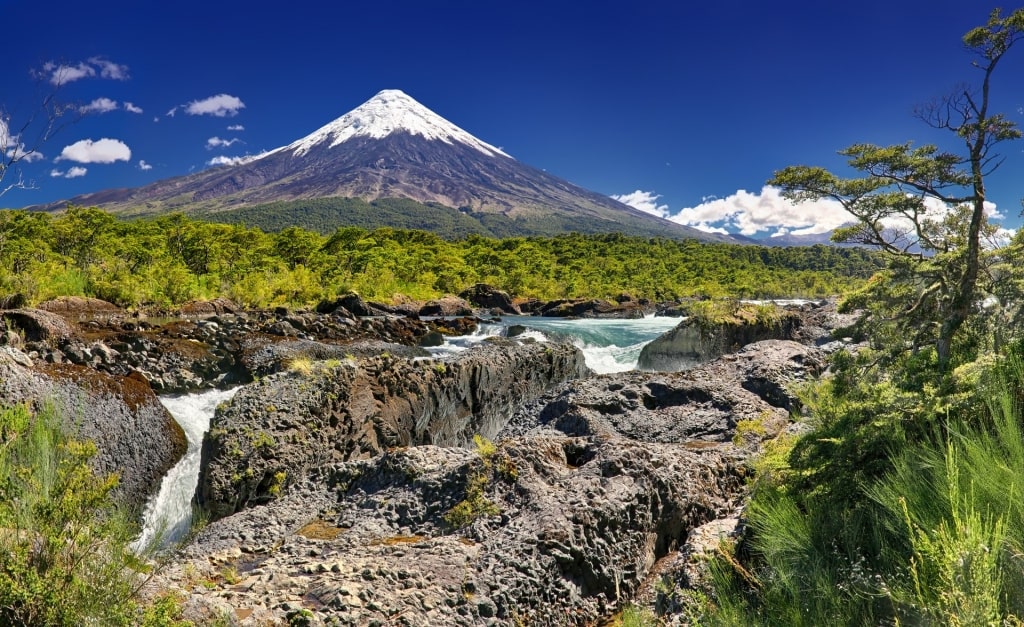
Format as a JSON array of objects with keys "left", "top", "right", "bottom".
[
  {"left": 196, "top": 339, "right": 590, "bottom": 521},
  {"left": 150, "top": 433, "right": 746, "bottom": 626},
  {"left": 419, "top": 295, "right": 473, "bottom": 317},
  {"left": 539, "top": 298, "right": 647, "bottom": 319},
  {"left": 1, "top": 308, "right": 77, "bottom": 344},
  {"left": 149, "top": 338, "right": 816, "bottom": 625},
  {"left": 501, "top": 340, "right": 821, "bottom": 444},
  {"left": 459, "top": 283, "right": 521, "bottom": 315},
  {"left": 315, "top": 293, "right": 386, "bottom": 317},
  {"left": 37, "top": 296, "right": 122, "bottom": 317},
  {"left": 429, "top": 316, "right": 478, "bottom": 336},
  {"left": 0, "top": 347, "right": 186, "bottom": 512},
  {"left": 637, "top": 305, "right": 802, "bottom": 371}
]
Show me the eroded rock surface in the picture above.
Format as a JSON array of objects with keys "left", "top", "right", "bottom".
[
  {"left": 0, "top": 347, "right": 186, "bottom": 512},
  {"left": 196, "top": 339, "right": 590, "bottom": 521},
  {"left": 151, "top": 434, "right": 746, "bottom": 626}
]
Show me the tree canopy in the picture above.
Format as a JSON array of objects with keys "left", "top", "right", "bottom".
[{"left": 771, "top": 7, "right": 1024, "bottom": 366}]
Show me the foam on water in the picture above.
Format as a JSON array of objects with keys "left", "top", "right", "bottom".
[
  {"left": 133, "top": 386, "right": 239, "bottom": 551},
  {"left": 428, "top": 316, "right": 680, "bottom": 374}
]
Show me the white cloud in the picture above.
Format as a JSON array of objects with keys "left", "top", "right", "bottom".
[
  {"left": 43, "top": 61, "right": 94, "bottom": 85},
  {"left": 124, "top": 102, "right": 143, "bottom": 114},
  {"left": 55, "top": 138, "right": 131, "bottom": 164},
  {"left": 227, "top": 124, "right": 245, "bottom": 131},
  {"left": 206, "top": 155, "right": 247, "bottom": 167},
  {"left": 668, "top": 187, "right": 1009, "bottom": 241},
  {"left": 610, "top": 190, "right": 670, "bottom": 218},
  {"left": 138, "top": 160, "right": 152, "bottom": 171},
  {"left": 49, "top": 166, "right": 87, "bottom": 179},
  {"left": 89, "top": 57, "right": 129, "bottom": 80},
  {"left": 669, "top": 186, "right": 853, "bottom": 237},
  {"left": 42, "top": 57, "right": 129, "bottom": 85},
  {"left": 0, "top": 118, "right": 43, "bottom": 162},
  {"left": 185, "top": 94, "right": 245, "bottom": 117},
  {"left": 206, "top": 151, "right": 268, "bottom": 167},
  {"left": 206, "top": 136, "right": 242, "bottom": 150},
  {"left": 80, "top": 97, "right": 119, "bottom": 114}
]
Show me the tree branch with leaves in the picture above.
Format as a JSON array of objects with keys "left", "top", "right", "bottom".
[{"left": 770, "top": 7, "right": 1024, "bottom": 367}]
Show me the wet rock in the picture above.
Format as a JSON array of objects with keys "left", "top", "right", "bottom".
[
  {"left": 637, "top": 305, "right": 801, "bottom": 371},
  {"left": 459, "top": 284, "right": 521, "bottom": 315},
  {"left": 419, "top": 296, "right": 473, "bottom": 317},
  {"left": 539, "top": 298, "right": 646, "bottom": 319}
]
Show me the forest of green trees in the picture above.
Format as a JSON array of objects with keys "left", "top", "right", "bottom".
[{"left": 0, "top": 207, "right": 882, "bottom": 309}]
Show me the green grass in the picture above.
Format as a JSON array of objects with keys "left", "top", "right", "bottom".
[{"left": 701, "top": 352, "right": 1024, "bottom": 626}]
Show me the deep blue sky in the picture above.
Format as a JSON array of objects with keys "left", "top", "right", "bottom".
[{"left": 2, "top": 1, "right": 1023, "bottom": 236}]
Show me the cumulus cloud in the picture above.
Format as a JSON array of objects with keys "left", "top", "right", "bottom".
[
  {"left": 42, "top": 57, "right": 129, "bottom": 85},
  {"left": 206, "top": 136, "right": 242, "bottom": 150},
  {"left": 227, "top": 124, "right": 245, "bottom": 131},
  {"left": 610, "top": 190, "right": 670, "bottom": 218},
  {"left": 665, "top": 186, "right": 1009, "bottom": 243},
  {"left": 55, "top": 138, "right": 131, "bottom": 164},
  {"left": 80, "top": 97, "right": 119, "bottom": 114},
  {"left": 50, "top": 166, "right": 88, "bottom": 179},
  {"left": 138, "top": 160, "right": 152, "bottom": 171},
  {"left": 669, "top": 186, "right": 853, "bottom": 237},
  {"left": 185, "top": 94, "right": 245, "bottom": 117},
  {"left": 124, "top": 102, "right": 143, "bottom": 114}
]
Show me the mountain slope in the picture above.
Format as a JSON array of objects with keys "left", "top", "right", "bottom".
[{"left": 33, "top": 90, "right": 734, "bottom": 242}]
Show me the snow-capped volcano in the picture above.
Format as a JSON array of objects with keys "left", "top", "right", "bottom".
[
  {"left": 32, "top": 90, "right": 735, "bottom": 242},
  {"left": 284, "top": 89, "right": 510, "bottom": 159}
]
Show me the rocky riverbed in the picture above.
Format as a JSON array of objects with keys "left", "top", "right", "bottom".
[{"left": 0, "top": 291, "right": 857, "bottom": 625}]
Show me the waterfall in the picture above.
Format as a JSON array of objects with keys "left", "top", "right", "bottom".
[{"left": 133, "top": 387, "right": 239, "bottom": 552}]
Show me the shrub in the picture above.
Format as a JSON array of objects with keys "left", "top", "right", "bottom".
[{"left": 0, "top": 403, "right": 148, "bottom": 625}]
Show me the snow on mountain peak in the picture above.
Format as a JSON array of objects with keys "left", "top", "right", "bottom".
[{"left": 286, "top": 89, "right": 511, "bottom": 159}]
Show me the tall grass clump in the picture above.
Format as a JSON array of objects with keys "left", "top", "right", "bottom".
[
  {"left": 701, "top": 350, "right": 1024, "bottom": 625},
  {"left": 0, "top": 402, "right": 171, "bottom": 626}
]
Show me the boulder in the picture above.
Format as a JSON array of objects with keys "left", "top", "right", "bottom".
[
  {"left": 37, "top": 296, "right": 121, "bottom": 316},
  {"left": 0, "top": 349, "right": 187, "bottom": 512},
  {"left": 196, "top": 339, "right": 590, "bottom": 521},
  {"left": 419, "top": 296, "right": 473, "bottom": 317},
  {"left": 459, "top": 283, "right": 521, "bottom": 315},
  {"left": 315, "top": 293, "right": 382, "bottom": 317},
  {"left": 1, "top": 308, "right": 76, "bottom": 344},
  {"left": 637, "top": 304, "right": 801, "bottom": 371},
  {"left": 430, "top": 316, "right": 478, "bottom": 336},
  {"left": 177, "top": 297, "right": 240, "bottom": 317},
  {"left": 539, "top": 298, "right": 646, "bottom": 319}
]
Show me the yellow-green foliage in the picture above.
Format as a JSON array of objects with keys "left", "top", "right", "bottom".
[
  {"left": 732, "top": 417, "right": 769, "bottom": 446},
  {"left": 267, "top": 471, "right": 287, "bottom": 496},
  {"left": 0, "top": 403, "right": 171, "bottom": 625},
  {"left": 0, "top": 208, "right": 878, "bottom": 309},
  {"left": 689, "top": 299, "right": 786, "bottom": 329},
  {"left": 444, "top": 436, "right": 516, "bottom": 528}
]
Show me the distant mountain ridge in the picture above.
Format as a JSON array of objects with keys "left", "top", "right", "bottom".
[{"left": 31, "top": 89, "right": 736, "bottom": 243}]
